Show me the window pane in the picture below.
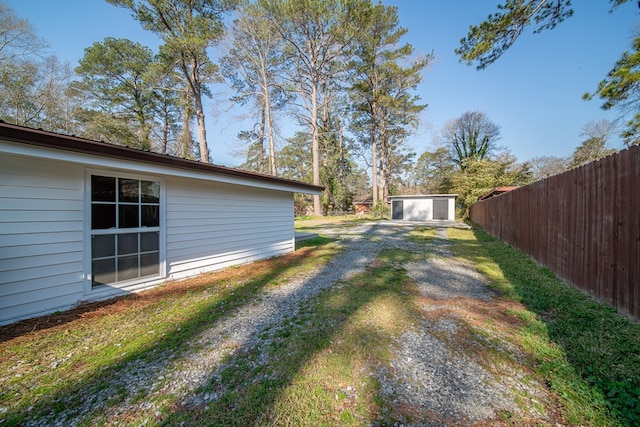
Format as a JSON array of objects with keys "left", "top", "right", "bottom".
[
  {"left": 118, "top": 255, "right": 138, "bottom": 281},
  {"left": 140, "top": 252, "right": 159, "bottom": 277},
  {"left": 92, "top": 175, "right": 116, "bottom": 202},
  {"left": 118, "top": 233, "right": 138, "bottom": 255},
  {"left": 92, "top": 204, "right": 116, "bottom": 229},
  {"left": 119, "top": 205, "right": 139, "bottom": 228},
  {"left": 140, "top": 232, "right": 159, "bottom": 252},
  {"left": 92, "top": 258, "right": 115, "bottom": 287},
  {"left": 119, "top": 179, "right": 139, "bottom": 203},
  {"left": 90, "top": 175, "right": 162, "bottom": 287},
  {"left": 92, "top": 234, "right": 115, "bottom": 259},
  {"left": 141, "top": 181, "right": 160, "bottom": 203},
  {"left": 141, "top": 205, "right": 159, "bottom": 227}
]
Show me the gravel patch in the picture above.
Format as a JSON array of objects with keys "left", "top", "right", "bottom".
[
  {"left": 378, "top": 329, "right": 517, "bottom": 425},
  {"left": 376, "top": 225, "right": 549, "bottom": 426},
  {"left": 23, "top": 221, "right": 550, "bottom": 426},
  {"left": 26, "top": 222, "right": 386, "bottom": 426},
  {"left": 406, "top": 256, "right": 495, "bottom": 301}
]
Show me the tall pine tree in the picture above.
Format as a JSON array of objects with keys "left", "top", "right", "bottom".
[{"left": 350, "top": 3, "right": 431, "bottom": 204}]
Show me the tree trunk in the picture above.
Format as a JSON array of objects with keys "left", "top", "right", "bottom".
[
  {"left": 379, "top": 127, "right": 387, "bottom": 202},
  {"left": 194, "top": 89, "right": 209, "bottom": 163},
  {"left": 311, "top": 81, "right": 321, "bottom": 216},
  {"left": 372, "top": 137, "right": 378, "bottom": 205},
  {"left": 183, "top": 57, "right": 209, "bottom": 163},
  {"left": 264, "top": 83, "right": 277, "bottom": 176},
  {"left": 383, "top": 145, "right": 392, "bottom": 201},
  {"left": 371, "top": 102, "right": 380, "bottom": 206},
  {"left": 258, "top": 106, "right": 266, "bottom": 174},
  {"left": 181, "top": 87, "right": 193, "bottom": 159},
  {"left": 161, "top": 100, "right": 169, "bottom": 155}
]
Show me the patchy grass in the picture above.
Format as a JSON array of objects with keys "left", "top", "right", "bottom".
[
  {"left": 407, "top": 226, "right": 440, "bottom": 244},
  {"left": 448, "top": 226, "right": 640, "bottom": 427},
  {"left": 0, "top": 241, "right": 340, "bottom": 426},
  {"left": 2, "top": 221, "right": 638, "bottom": 426},
  {"left": 296, "top": 235, "right": 335, "bottom": 249},
  {"left": 160, "top": 248, "right": 422, "bottom": 426},
  {"left": 294, "top": 214, "right": 379, "bottom": 234}
]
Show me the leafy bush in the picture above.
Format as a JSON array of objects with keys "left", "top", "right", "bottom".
[{"left": 372, "top": 202, "right": 390, "bottom": 218}]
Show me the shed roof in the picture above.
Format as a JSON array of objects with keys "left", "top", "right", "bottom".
[
  {"left": 388, "top": 194, "right": 458, "bottom": 199},
  {"left": 478, "top": 186, "right": 519, "bottom": 201},
  {"left": 0, "top": 122, "right": 323, "bottom": 194}
]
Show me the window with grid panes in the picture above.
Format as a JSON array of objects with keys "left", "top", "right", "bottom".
[{"left": 90, "top": 175, "right": 160, "bottom": 287}]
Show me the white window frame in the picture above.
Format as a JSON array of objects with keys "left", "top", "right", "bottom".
[{"left": 83, "top": 168, "right": 166, "bottom": 295}]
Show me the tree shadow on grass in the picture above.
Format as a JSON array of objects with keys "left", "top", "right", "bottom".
[
  {"left": 1, "top": 243, "right": 344, "bottom": 426},
  {"left": 464, "top": 226, "right": 640, "bottom": 427},
  {"left": 294, "top": 216, "right": 383, "bottom": 234},
  {"left": 159, "top": 242, "right": 410, "bottom": 426},
  {"left": 0, "top": 239, "right": 341, "bottom": 344}
]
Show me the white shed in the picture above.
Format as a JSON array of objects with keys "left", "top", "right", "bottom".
[
  {"left": 389, "top": 194, "right": 457, "bottom": 221},
  {"left": 0, "top": 123, "right": 322, "bottom": 325}
]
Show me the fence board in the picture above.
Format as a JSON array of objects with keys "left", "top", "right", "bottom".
[
  {"left": 626, "top": 151, "right": 634, "bottom": 316},
  {"left": 616, "top": 150, "right": 631, "bottom": 316},
  {"left": 470, "top": 145, "right": 640, "bottom": 321}
]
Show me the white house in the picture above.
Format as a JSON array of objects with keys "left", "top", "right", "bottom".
[
  {"left": 389, "top": 195, "right": 457, "bottom": 221},
  {"left": 0, "top": 123, "right": 322, "bottom": 325}
]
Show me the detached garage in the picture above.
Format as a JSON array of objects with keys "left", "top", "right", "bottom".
[
  {"left": 389, "top": 194, "right": 457, "bottom": 221},
  {"left": 0, "top": 123, "right": 322, "bottom": 325}
]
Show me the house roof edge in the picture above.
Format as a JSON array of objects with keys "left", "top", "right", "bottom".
[{"left": 0, "top": 122, "right": 323, "bottom": 193}]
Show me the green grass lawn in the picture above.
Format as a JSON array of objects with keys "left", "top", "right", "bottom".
[
  {"left": 448, "top": 225, "right": 640, "bottom": 427},
  {"left": 1, "top": 219, "right": 638, "bottom": 426}
]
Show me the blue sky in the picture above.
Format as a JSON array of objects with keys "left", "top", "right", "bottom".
[{"left": 6, "top": 0, "right": 639, "bottom": 166}]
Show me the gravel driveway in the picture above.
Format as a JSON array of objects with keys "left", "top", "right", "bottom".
[
  {"left": 310, "top": 221, "right": 551, "bottom": 426},
  {"left": 26, "top": 220, "right": 552, "bottom": 426}
]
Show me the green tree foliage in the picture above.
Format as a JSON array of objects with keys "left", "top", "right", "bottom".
[
  {"left": 75, "top": 37, "right": 157, "bottom": 150},
  {"left": 318, "top": 107, "right": 359, "bottom": 213},
  {"left": 261, "top": 0, "right": 367, "bottom": 215},
  {"left": 278, "top": 131, "right": 314, "bottom": 215},
  {"left": 414, "top": 147, "right": 456, "bottom": 193},
  {"left": 0, "top": 4, "right": 187, "bottom": 157},
  {"left": 451, "top": 155, "right": 532, "bottom": 217},
  {"left": 569, "top": 119, "right": 617, "bottom": 167},
  {"left": 236, "top": 130, "right": 265, "bottom": 173},
  {"left": 278, "top": 131, "right": 313, "bottom": 183},
  {"left": 220, "top": 2, "right": 288, "bottom": 175},
  {"left": 350, "top": 2, "right": 405, "bottom": 204},
  {"left": 585, "top": 35, "right": 640, "bottom": 146},
  {"left": 423, "top": 111, "right": 532, "bottom": 216},
  {"left": 457, "top": 1, "right": 639, "bottom": 143},
  {"left": 566, "top": 120, "right": 614, "bottom": 167},
  {"left": 442, "top": 111, "right": 501, "bottom": 169},
  {"left": 349, "top": 2, "right": 431, "bottom": 203},
  {"left": 456, "top": 0, "right": 574, "bottom": 70},
  {"left": 569, "top": 137, "right": 617, "bottom": 168},
  {"left": 107, "top": 0, "right": 239, "bottom": 163}
]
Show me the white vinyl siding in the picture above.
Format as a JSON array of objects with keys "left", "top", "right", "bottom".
[
  {"left": 0, "top": 154, "right": 84, "bottom": 324},
  {"left": 0, "top": 139, "right": 310, "bottom": 325},
  {"left": 166, "top": 178, "right": 294, "bottom": 279}
]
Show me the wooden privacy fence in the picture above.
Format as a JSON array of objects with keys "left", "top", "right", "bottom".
[{"left": 470, "top": 144, "right": 640, "bottom": 321}]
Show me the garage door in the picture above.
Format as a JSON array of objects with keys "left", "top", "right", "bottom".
[
  {"left": 433, "top": 199, "right": 448, "bottom": 220},
  {"left": 392, "top": 200, "right": 403, "bottom": 220}
]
